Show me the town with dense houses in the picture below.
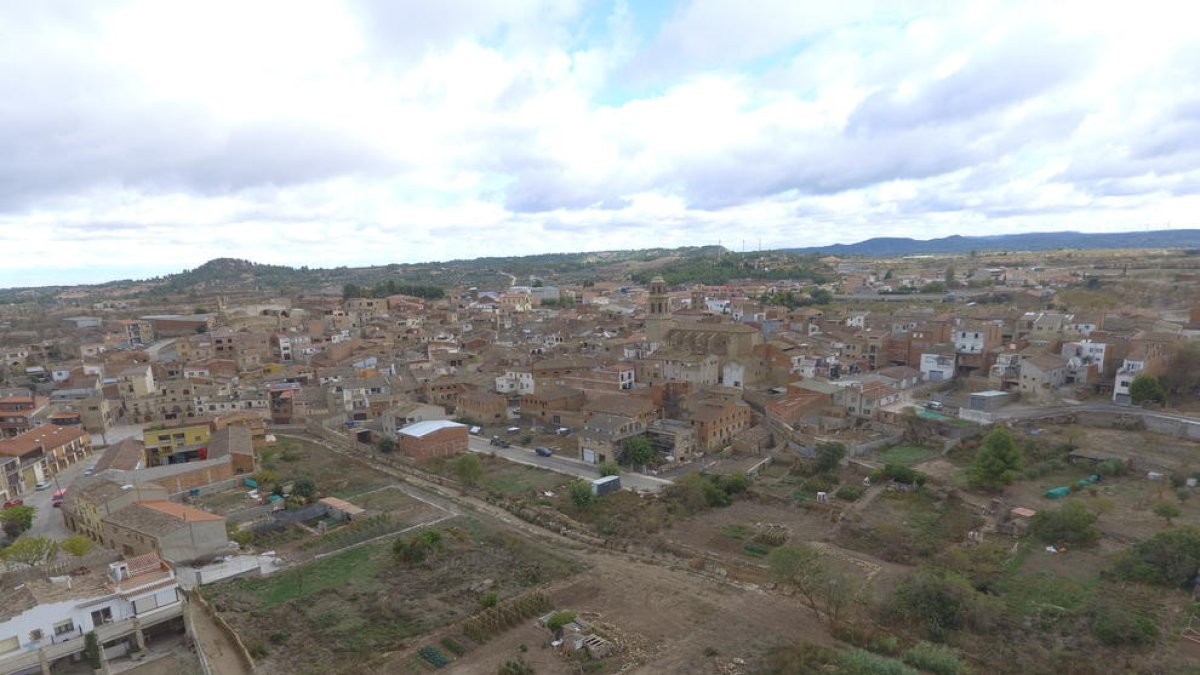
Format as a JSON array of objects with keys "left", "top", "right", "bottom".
[{"left": 2, "top": 245, "right": 1200, "bottom": 675}]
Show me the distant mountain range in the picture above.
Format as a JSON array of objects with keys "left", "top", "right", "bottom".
[{"left": 785, "top": 229, "right": 1200, "bottom": 257}]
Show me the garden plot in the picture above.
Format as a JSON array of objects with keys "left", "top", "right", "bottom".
[{"left": 207, "top": 519, "right": 581, "bottom": 675}]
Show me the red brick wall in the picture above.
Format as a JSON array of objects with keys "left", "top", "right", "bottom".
[{"left": 398, "top": 426, "right": 468, "bottom": 461}]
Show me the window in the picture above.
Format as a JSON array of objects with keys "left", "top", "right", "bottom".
[
  {"left": 0, "top": 636, "right": 18, "bottom": 655},
  {"left": 53, "top": 620, "right": 75, "bottom": 637},
  {"left": 90, "top": 607, "right": 113, "bottom": 626}
]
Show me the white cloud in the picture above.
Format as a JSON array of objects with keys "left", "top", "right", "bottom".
[{"left": 0, "top": 0, "right": 1198, "bottom": 286}]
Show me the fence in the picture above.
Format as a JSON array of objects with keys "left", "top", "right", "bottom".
[{"left": 225, "top": 502, "right": 278, "bottom": 523}]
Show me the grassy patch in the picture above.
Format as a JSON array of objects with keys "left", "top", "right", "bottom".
[
  {"left": 995, "top": 571, "right": 1095, "bottom": 618},
  {"left": 354, "top": 488, "right": 421, "bottom": 511},
  {"left": 879, "top": 446, "right": 936, "bottom": 465},
  {"left": 230, "top": 543, "right": 387, "bottom": 608},
  {"left": 719, "top": 524, "right": 753, "bottom": 539},
  {"left": 836, "top": 491, "right": 983, "bottom": 563}
]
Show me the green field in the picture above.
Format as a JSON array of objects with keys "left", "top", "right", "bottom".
[
  {"left": 231, "top": 543, "right": 387, "bottom": 608},
  {"left": 879, "top": 445, "right": 936, "bottom": 465}
]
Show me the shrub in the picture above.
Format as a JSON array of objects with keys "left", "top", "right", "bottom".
[
  {"left": 498, "top": 658, "right": 534, "bottom": 675},
  {"left": 269, "top": 630, "right": 291, "bottom": 644},
  {"left": 1031, "top": 501, "right": 1099, "bottom": 546},
  {"left": 901, "top": 642, "right": 962, "bottom": 675},
  {"left": 479, "top": 591, "right": 499, "bottom": 608},
  {"left": 440, "top": 637, "right": 465, "bottom": 656},
  {"left": 246, "top": 640, "right": 269, "bottom": 660},
  {"left": 597, "top": 461, "right": 620, "bottom": 477},
  {"left": 1090, "top": 602, "right": 1158, "bottom": 646},
  {"left": 418, "top": 646, "right": 449, "bottom": 668},
  {"left": 545, "top": 611, "right": 577, "bottom": 633},
  {"left": 836, "top": 649, "right": 919, "bottom": 675},
  {"left": 885, "top": 570, "right": 976, "bottom": 641},
  {"left": 802, "top": 476, "right": 837, "bottom": 493},
  {"left": 836, "top": 486, "right": 865, "bottom": 501},
  {"left": 882, "top": 464, "right": 926, "bottom": 486},
  {"left": 720, "top": 473, "right": 751, "bottom": 495},
  {"left": 1109, "top": 525, "right": 1200, "bottom": 586}
]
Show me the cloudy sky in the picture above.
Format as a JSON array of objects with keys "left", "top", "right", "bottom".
[{"left": 2, "top": 0, "right": 1198, "bottom": 287}]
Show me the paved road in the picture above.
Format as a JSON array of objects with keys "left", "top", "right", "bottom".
[
  {"left": 990, "top": 401, "right": 1200, "bottom": 423},
  {"left": 145, "top": 338, "right": 177, "bottom": 362},
  {"left": 467, "top": 436, "right": 672, "bottom": 493},
  {"left": 21, "top": 456, "right": 93, "bottom": 541},
  {"left": 90, "top": 422, "right": 143, "bottom": 449}
]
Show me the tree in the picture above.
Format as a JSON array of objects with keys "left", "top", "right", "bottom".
[
  {"left": 1130, "top": 374, "right": 1166, "bottom": 405},
  {"left": 814, "top": 442, "right": 845, "bottom": 473},
  {"left": 944, "top": 265, "right": 956, "bottom": 287},
  {"left": 1162, "top": 342, "right": 1200, "bottom": 395},
  {"left": 455, "top": 453, "right": 484, "bottom": 486},
  {"left": 0, "top": 504, "right": 35, "bottom": 538},
  {"left": 292, "top": 478, "right": 317, "bottom": 504},
  {"left": 809, "top": 288, "right": 833, "bottom": 305},
  {"left": 597, "top": 461, "right": 621, "bottom": 477},
  {"left": 1031, "top": 501, "right": 1099, "bottom": 546},
  {"left": 60, "top": 535, "right": 95, "bottom": 558},
  {"left": 1, "top": 535, "right": 59, "bottom": 568},
  {"left": 767, "top": 545, "right": 828, "bottom": 616},
  {"left": 84, "top": 632, "right": 102, "bottom": 670},
  {"left": 969, "top": 427, "right": 1023, "bottom": 490},
  {"left": 921, "top": 281, "right": 947, "bottom": 294},
  {"left": 767, "top": 545, "right": 862, "bottom": 626},
  {"left": 568, "top": 480, "right": 594, "bottom": 510},
  {"left": 1154, "top": 501, "right": 1181, "bottom": 526},
  {"left": 376, "top": 437, "right": 396, "bottom": 454},
  {"left": 621, "top": 435, "right": 655, "bottom": 469}
]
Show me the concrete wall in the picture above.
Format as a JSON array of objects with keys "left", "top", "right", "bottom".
[{"left": 160, "top": 519, "right": 228, "bottom": 564}]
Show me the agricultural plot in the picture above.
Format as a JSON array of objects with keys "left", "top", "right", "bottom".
[
  {"left": 878, "top": 445, "right": 937, "bottom": 466},
  {"left": 423, "top": 454, "right": 569, "bottom": 496},
  {"left": 264, "top": 435, "right": 395, "bottom": 497},
  {"left": 835, "top": 489, "right": 984, "bottom": 564},
  {"left": 207, "top": 519, "right": 582, "bottom": 675}
]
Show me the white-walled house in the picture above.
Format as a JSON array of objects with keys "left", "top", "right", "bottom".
[
  {"left": 920, "top": 352, "right": 956, "bottom": 382},
  {"left": 0, "top": 553, "right": 184, "bottom": 673},
  {"left": 494, "top": 370, "right": 535, "bottom": 396}
]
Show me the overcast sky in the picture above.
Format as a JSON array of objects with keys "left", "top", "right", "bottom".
[{"left": 1, "top": 0, "right": 1198, "bottom": 287}]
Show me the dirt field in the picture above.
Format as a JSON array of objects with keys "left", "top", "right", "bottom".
[
  {"left": 265, "top": 435, "right": 396, "bottom": 497},
  {"left": 194, "top": 435, "right": 399, "bottom": 516},
  {"left": 413, "top": 550, "right": 838, "bottom": 675}
]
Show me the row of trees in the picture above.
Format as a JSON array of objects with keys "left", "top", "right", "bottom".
[
  {"left": 342, "top": 280, "right": 445, "bottom": 300},
  {"left": 1, "top": 534, "right": 95, "bottom": 568},
  {"left": 758, "top": 288, "right": 833, "bottom": 309}
]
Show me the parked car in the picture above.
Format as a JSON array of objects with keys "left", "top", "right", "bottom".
[
  {"left": 84, "top": 465, "right": 96, "bottom": 476},
  {"left": 3, "top": 498, "right": 23, "bottom": 509},
  {"left": 489, "top": 437, "right": 511, "bottom": 448},
  {"left": 535, "top": 446, "right": 553, "bottom": 457},
  {"left": 34, "top": 481, "right": 52, "bottom": 491},
  {"left": 925, "top": 400, "right": 944, "bottom": 410}
]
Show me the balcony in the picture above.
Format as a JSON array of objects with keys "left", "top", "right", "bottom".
[{"left": 0, "top": 602, "right": 183, "bottom": 673}]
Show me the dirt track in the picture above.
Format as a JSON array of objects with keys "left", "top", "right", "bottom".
[{"left": 187, "top": 598, "right": 254, "bottom": 675}]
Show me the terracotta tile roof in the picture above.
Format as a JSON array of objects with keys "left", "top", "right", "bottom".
[{"left": 0, "top": 423, "right": 87, "bottom": 457}]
